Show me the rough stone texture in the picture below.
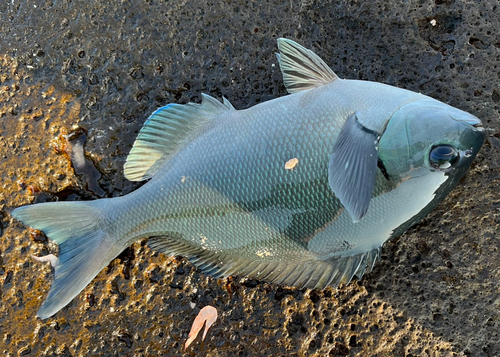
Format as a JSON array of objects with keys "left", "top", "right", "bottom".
[{"left": 1, "top": 0, "right": 499, "bottom": 356}]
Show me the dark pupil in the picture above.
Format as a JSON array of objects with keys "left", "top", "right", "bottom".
[{"left": 429, "top": 145, "right": 459, "bottom": 171}]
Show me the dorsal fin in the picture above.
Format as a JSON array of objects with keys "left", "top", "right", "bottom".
[
  {"left": 124, "top": 93, "right": 235, "bottom": 181},
  {"left": 222, "top": 96, "right": 235, "bottom": 110},
  {"left": 276, "top": 38, "right": 339, "bottom": 94}
]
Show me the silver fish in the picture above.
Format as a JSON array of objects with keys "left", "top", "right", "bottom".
[{"left": 11, "top": 39, "right": 485, "bottom": 319}]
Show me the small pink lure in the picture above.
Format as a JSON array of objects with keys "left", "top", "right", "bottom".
[{"left": 184, "top": 305, "right": 218, "bottom": 350}]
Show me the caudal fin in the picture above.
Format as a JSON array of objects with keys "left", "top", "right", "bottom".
[{"left": 11, "top": 200, "right": 124, "bottom": 319}]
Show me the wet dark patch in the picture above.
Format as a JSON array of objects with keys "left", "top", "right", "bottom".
[
  {"left": 86, "top": 293, "right": 95, "bottom": 307},
  {"left": 116, "top": 331, "right": 133, "bottom": 348},
  {"left": 469, "top": 36, "right": 488, "bottom": 50},
  {"left": 29, "top": 229, "right": 47, "bottom": 243},
  {"left": 117, "top": 247, "right": 135, "bottom": 280},
  {"left": 61, "top": 127, "right": 105, "bottom": 197},
  {"left": 417, "top": 15, "right": 462, "bottom": 55}
]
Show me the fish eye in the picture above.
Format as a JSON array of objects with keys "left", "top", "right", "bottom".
[{"left": 429, "top": 145, "right": 460, "bottom": 171}]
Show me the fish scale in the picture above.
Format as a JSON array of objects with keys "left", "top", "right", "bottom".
[
  {"left": 118, "top": 92, "right": 343, "bottom": 255},
  {"left": 11, "top": 38, "right": 484, "bottom": 319}
]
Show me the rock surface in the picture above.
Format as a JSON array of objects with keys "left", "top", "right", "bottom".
[{"left": 1, "top": 0, "right": 499, "bottom": 356}]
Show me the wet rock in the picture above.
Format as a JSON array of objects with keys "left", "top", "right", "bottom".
[
  {"left": 330, "top": 342, "right": 349, "bottom": 356},
  {"left": 116, "top": 331, "right": 132, "bottom": 348},
  {"left": 29, "top": 229, "right": 47, "bottom": 243},
  {"left": 1, "top": 0, "right": 499, "bottom": 356},
  {"left": 144, "top": 263, "right": 162, "bottom": 284},
  {"left": 61, "top": 128, "right": 105, "bottom": 197},
  {"left": 17, "top": 346, "right": 31, "bottom": 356}
]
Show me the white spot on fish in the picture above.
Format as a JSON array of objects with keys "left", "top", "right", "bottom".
[
  {"left": 430, "top": 19, "right": 437, "bottom": 26},
  {"left": 285, "top": 157, "right": 299, "bottom": 170},
  {"left": 255, "top": 248, "right": 273, "bottom": 257}
]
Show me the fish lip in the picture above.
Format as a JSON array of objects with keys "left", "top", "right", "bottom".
[
  {"left": 471, "top": 123, "right": 486, "bottom": 139},
  {"left": 470, "top": 123, "right": 485, "bottom": 141},
  {"left": 457, "top": 122, "right": 485, "bottom": 168},
  {"left": 462, "top": 119, "right": 485, "bottom": 140},
  {"left": 471, "top": 122, "right": 484, "bottom": 129}
]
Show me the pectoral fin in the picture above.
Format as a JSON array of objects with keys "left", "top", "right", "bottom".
[{"left": 328, "top": 113, "right": 379, "bottom": 222}]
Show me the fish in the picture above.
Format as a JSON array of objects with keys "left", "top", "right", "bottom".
[{"left": 10, "top": 39, "right": 485, "bottom": 319}]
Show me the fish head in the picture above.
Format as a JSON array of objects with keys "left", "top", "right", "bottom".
[{"left": 378, "top": 98, "right": 485, "bottom": 182}]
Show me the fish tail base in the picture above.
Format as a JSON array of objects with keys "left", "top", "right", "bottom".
[{"left": 11, "top": 199, "right": 124, "bottom": 319}]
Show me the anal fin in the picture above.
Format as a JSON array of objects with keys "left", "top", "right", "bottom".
[{"left": 148, "top": 236, "right": 381, "bottom": 290}]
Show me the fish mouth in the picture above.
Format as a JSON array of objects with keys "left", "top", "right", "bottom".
[
  {"left": 471, "top": 122, "right": 485, "bottom": 140},
  {"left": 457, "top": 122, "right": 485, "bottom": 167},
  {"left": 461, "top": 116, "right": 485, "bottom": 141},
  {"left": 472, "top": 122, "right": 484, "bottom": 129},
  {"left": 471, "top": 123, "right": 486, "bottom": 139}
]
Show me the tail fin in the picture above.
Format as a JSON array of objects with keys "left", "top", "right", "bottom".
[{"left": 11, "top": 200, "right": 124, "bottom": 319}]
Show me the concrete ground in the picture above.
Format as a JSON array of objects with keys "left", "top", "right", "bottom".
[{"left": 0, "top": 0, "right": 499, "bottom": 356}]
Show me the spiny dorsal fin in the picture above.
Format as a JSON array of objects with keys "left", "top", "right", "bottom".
[
  {"left": 124, "top": 93, "right": 235, "bottom": 181},
  {"left": 276, "top": 38, "right": 339, "bottom": 94},
  {"left": 222, "top": 96, "right": 235, "bottom": 110}
]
